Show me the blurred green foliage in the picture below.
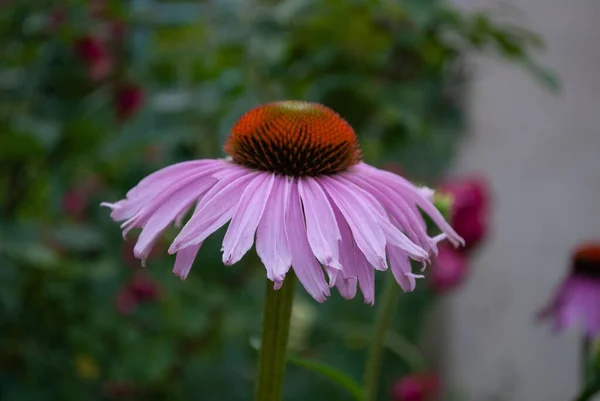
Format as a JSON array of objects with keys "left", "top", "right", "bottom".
[{"left": 0, "top": 0, "right": 552, "bottom": 400}]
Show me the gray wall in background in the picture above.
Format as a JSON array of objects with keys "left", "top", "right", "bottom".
[{"left": 443, "top": 0, "right": 600, "bottom": 400}]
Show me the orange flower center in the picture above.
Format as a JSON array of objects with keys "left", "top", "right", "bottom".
[
  {"left": 573, "top": 243, "right": 600, "bottom": 277},
  {"left": 224, "top": 101, "right": 362, "bottom": 176}
]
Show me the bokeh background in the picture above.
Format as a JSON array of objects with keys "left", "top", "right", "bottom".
[{"left": 0, "top": 0, "right": 597, "bottom": 401}]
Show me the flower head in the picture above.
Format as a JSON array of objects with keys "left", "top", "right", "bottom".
[
  {"left": 102, "top": 101, "right": 463, "bottom": 303},
  {"left": 391, "top": 373, "right": 439, "bottom": 401},
  {"left": 538, "top": 243, "right": 600, "bottom": 338}
]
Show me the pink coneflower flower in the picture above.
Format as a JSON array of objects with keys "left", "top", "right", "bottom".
[
  {"left": 538, "top": 243, "right": 600, "bottom": 338},
  {"left": 102, "top": 101, "right": 463, "bottom": 303}
]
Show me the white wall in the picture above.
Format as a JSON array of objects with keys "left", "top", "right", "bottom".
[{"left": 443, "top": 0, "right": 600, "bottom": 400}]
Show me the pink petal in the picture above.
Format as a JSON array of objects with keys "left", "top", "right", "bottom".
[
  {"left": 133, "top": 173, "right": 216, "bottom": 261},
  {"left": 333, "top": 206, "right": 367, "bottom": 302},
  {"left": 222, "top": 173, "right": 275, "bottom": 265},
  {"left": 355, "top": 163, "right": 464, "bottom": 246},
  {"left": 256, "top": 176, "right": 292, "bottom": 283},
  {"left": 103, "top": 160, "right": 216, "bottom": 221},
  {"left": 170, "top": 166, "right": 258, "bottom": 252},
  {"left": 388, "top": 246, "right": 417, "bottom": 292},
  {"left": 346, "top": 173, "right": 432, "bottom": 252},
  {"left": 320, "top": 176, "right": 388, "bottom": 271},
  {"left": 173, "top": 243, "right": 202, "bottom": 279},
  {"left": 118, "top": 164, "right": 222, "bottom": 239},
  {"left": 336, "top": 176, "right": 428, "bottom": 260},
  {"left": 286, "top": 180, "right": 330, "bottom": 303},
  {"left": 298, "top": 177, "right": 342, "bottom": 271}
]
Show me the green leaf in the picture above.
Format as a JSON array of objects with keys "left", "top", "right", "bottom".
[
  {"left": 287, "top": 355, "right": 363, "bottom": 401},
  {"left": 520, "top": 57, "right": 561, "bottom": 92}
]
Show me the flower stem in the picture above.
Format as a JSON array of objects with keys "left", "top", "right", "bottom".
[
  {"left": 364, "top": 277, "right": 400, "bottom": 401},
  {"left": 255, "top": 274, "right": 296, "bottom": 401}
]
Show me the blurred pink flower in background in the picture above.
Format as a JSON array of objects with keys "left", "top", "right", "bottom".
[
  {"left": 538, "top": 243, "right": 600, "bottom": 339},
  {"left": 62, "top": 175, "right": 104, "bottom": 220},
  {"left": 392, "top": 372, "right": 439, "bottom": 401},
  {"left": 75, "top": 35, "right": 113, "bottom": 81},
  {"left": 114, "top": 83, "right": 144, "bottom": 122},
  {"left": 439, "top": 177, "right": 490, "bottom": 250},
  {"left": 115, "top": 271, "right": 161, "bottom": 315},
  {"left": 429, "top": 243, "right": 468, "bottom": 293}
]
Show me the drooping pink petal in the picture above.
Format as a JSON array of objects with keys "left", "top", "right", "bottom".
[
  {"left": 551, "top": 276, "right": 600, "bottom": 338},
  {"left": 128, "top": 160, "right": 213, "bottom": 199},
  {"left": 355, "top": 162, "right": 464, "bottom": 246},
  {"left": 173, "top": 243, "right": 202, "bottom": 279},
  {"left": 298, "top": 177, "right": 342, "bottom": 271},
  {"left": 346, "top": 173, "right": 432, "bottom": 252},
  {"left": 101, "top": 160, "right": 218, "bottom": 221},
  {"left": 332, "top": 206, "right": 366, "bottom": 302},
  {"left": 336, "top": 176, "right": 428, "bottom": 261},
  {"left": 256, "top": 176, "right": 292, "bottom": 283},
  {"left": 108, "top": 164, "right": 222, "bottom": 240},
  {"left": 169, "top": 166, "right": 258, "bottom": 252},
  {"left": 133, "top": 173, "right": 217, "bottom": 262},
  {"left": 222, "top": 173, "right": 275, "bottom": 265},
  {"left": 388, "top": 246, "right": 418, "bottom": 293},
  {"left": 286, "top": 180, "right": 330, "bottom": 302},
  {"left": 320, "top": 177, "right": 387, "bottom": 270}
]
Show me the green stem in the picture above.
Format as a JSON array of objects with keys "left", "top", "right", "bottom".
[
  {"left": 573, "top": 377, "right": 600, "bottom": 401},
  {"left": 364, "top": 277, "right": 400, "bottom": 401},
  {"left": 254, "top": 274, "right": 296, "bottom": 401}
]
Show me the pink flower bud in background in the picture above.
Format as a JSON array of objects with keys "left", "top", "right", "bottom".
[
  {"left": 61, "top": 175, "right": 104, "bottom": 220},
  {"left": 114, "top": 83, "right": 144, "bottom": 122},
  {"left": 439, "top": 177, "right": 490, "bottom": 250},
  {"left": 75, "top": 35, "right": 113, "bottom": 81},
  {"left": 115, "top": 271, "right": 161, "bottom": 315},
  {"left": 62, "top": 189, "right": 87, "bottom": 220},
  {"left": 392, "top": 373, "right": 439, "bottom": 401},
  {"left": 429, "top": 243, "right": 468, "bottom": 293}
]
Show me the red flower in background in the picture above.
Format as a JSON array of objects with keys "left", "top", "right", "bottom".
[
  {"left": 439, "top": 177, "right": 490, "bottom": 250},
  {"left": 429, "top": 243, "right": 468, "bottom": 293},
  {"left": 114, "top": 83, "right": 144, "bottom": 122},
  {"left": 75, "top": 35, "right": 113, "bottom": 80},
  {"left": 392, "top": 373, "right": 439, "bottom": 401},
  {"left": 115, "top": 271, "right": 161, "bottom": 315}
]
